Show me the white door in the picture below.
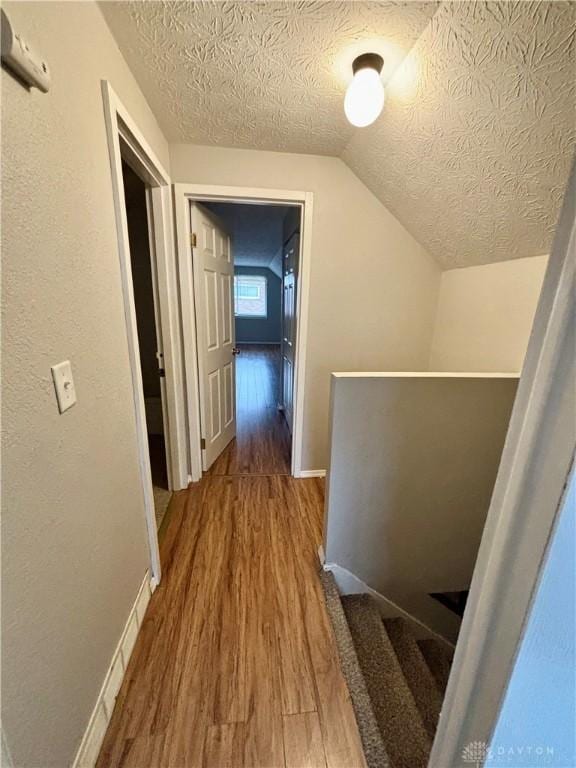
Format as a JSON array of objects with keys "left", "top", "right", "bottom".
[{"left": 190, "top": 202, "right": 236, "bottom": 470}]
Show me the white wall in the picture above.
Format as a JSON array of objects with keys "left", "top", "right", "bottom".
[
  {"left": 429, "top": 255, "right": 548, "bottom": 373},
  {"left": 1, "top": 2, "right": 169, "bottom": 765},
  {"left": 324, "top": 373, "right": 519, "bottom": 640},
  {"left": 170, "top": 144, "right": 442, "bottom": 469},
  {"left": 490, "top": 470, "right": 575, "bottom": 766}
]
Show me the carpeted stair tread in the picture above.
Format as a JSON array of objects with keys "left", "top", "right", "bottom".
[
  {"left": 417, "top": 638, "right": 454, "bottom": 695},
  {"left": 319, "top": 573, "right": 390, "bottom": 768},
  {"left": 383, "top": 618, "right": 444, "bottom": 739},
  {"left": 341, "top": 594, "right": 431, "bottom": 768}
]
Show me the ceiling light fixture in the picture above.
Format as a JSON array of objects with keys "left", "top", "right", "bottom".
[{"left": 344, "top": 52, "right": 385, "bottom": 128}]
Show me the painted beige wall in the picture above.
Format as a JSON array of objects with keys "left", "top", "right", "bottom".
[
  {"left": 324, "top": 373, "right": 519, "bottom": 641},
  {"left": 170, "top": 144, "right": 442, "bottom": 469},
  {"left": 1, "top": 2, "right": 169, "bottom": 765},
  {"left": 429, "top": 255, "right": 548, "bottom": 373}
]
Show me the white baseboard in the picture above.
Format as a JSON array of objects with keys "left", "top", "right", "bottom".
[
  {"left": 323, "top": 562, "right": 455, "bottom": 651},
  {"left": 72, "top": 571, "right": 153, "bottom": 768},
  {"left": 296, "top": 469, "right": 326, "bottom": 478},
  {"left": 1, "top": 728, "right": 13, "bottom": 768}
]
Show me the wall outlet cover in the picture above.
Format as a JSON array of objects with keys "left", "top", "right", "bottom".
[{"left": 51, "top": 360, "right": 76, "bottom": 413}]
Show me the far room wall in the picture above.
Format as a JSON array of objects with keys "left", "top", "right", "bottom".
[
  {"left": 429, "top": 255, "right": 548, "bottom": 373},
  {"left": 235, "top": 266, "right": 282, "bottom": 344}
]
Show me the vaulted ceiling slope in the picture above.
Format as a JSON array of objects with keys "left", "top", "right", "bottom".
[
  {"left": 343, "top": 1, "right": 576, "bottom": 268},
  {"left": 102, "top": 1, "right": 575, "bottom": 269},
  {"left": 203, "top": 202, "right": 293, "bottom": 274}
]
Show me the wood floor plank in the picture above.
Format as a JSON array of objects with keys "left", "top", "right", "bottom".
[
  {"left": 160, "top": 479, "right": 236, "bottom": 767},
  {"left": 203, "top": 723, "right": 245, "bottom": 768},
  {"left": 114, "top": 732, "right": 168, "bottom": 768},
  {"left": 242, "top": 623, "right": 285, "bottom": 768},
  {"left": 97, "top": 347, "right": 366, "bottom": 768},
  {"left": 283, "top": 483, "right": 367, "bottom": 768},
  {"left": 208, "top": 345, "right": 291, "bottom": 476},
  {"left": 242, "top": 479, "right": 286, "bottom": 767},
  {"left": 211, "top": 479, "right": 248, "bottom": 725},
  {"left": 269, "top": 501, "right": 317, "bottom": 715},
  {"left": 298, "top": 570, "right": 367, "bottom": 768},
  {"left": 283, "top": 712, "right": 327, "bottom": 768}
]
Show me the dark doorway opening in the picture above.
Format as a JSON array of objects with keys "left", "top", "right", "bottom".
[{"left": 121, "top": 160, "right": 171, "bottom": 529}]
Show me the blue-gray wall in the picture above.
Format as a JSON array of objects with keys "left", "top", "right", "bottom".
[
  {"left": 235, "top": 266, "right": 281, "bottom": 343},
  {"left": 490, "top": 470, "right": 575, "bottom": 766}
]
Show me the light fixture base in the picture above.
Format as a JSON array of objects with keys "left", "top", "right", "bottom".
[{"left": 352, "top": 52, "right": 384, "bottom": 76}]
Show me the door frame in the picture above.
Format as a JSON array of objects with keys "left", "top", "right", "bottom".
[
  {"left": 174, "top": 184, "right": 314, "bottom": 481},
  {"left": 101, "top": 81, "right": 188, "bottom": 586},
  {"left": 429, "top": 163, "right": 575, "bottom": 765}
]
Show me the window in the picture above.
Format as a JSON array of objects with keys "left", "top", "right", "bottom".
[{"left": 234, "top": 275, "right": 267, "bottom": 318}]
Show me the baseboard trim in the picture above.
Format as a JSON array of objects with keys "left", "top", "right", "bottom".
[
  {"left": 323, "top": 562, "right": 455, "bottom": 651},
  {"left": 297, "top": 469, "right": 326, "bottom": 478},
  {"left": 72, "top": 571, "right": 153, "bottom": 768},
  {"left": 1, "top": 728, "right": 13, "bottom": 768}
]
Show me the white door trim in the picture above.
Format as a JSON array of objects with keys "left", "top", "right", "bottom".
[
  {"left": 101, "top": 81, "right": 188, "bottom": 586},
  {"left": 174, "top": 183, "right": 314, "bottom": 481},
  {"left": 429, "top": 164, "right": 576, "bottom": 766}
]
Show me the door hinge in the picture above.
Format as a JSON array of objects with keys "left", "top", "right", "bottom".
[
  {"left": 158, "top": 368, "right": 165, "bottom": 378},
  {"left": 200, "top": 438, "right": 206, "bottom": 449},
  {"left": 190, "top": 232, "right": 197, "bottom": 247}
]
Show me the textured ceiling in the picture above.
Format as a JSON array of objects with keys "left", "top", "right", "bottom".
[
  {"left": 100, "top": 0, "right": 439, "bottom": 155},
  {"left": 343, "top": 0, "right": 576, "bottom": 268},
  {"left": 102, "top": 1, "right": 576, "bottom": 269},
  {"left": 203, "top": 202, "right": 293, "bottom": 274}
]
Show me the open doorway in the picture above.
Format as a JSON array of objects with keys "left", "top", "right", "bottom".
[
  {"left": 121, "top": 160, "right": 172, "bottom": 530},
  {"left": 189, "top": 200, "right": 302, "bottom": 477},
  {"left": 103, "top": 81, "right": 189, "bottom": 587}
]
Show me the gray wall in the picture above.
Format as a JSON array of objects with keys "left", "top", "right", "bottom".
[
  {"left": 235, "top": 266, "right": 281, "bottom": 344},
  {"left": 324, "top": 373, "right": 518, "bottom": 640},
  {"left": 1, "top": 3, "right": 168, "bottom": 765},
  {"left": 429, "top": 255, "right": 548, "bottom": 373}
]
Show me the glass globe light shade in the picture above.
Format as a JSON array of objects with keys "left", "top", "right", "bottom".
[{"left": 344, "top": 66, "right": 385, "bottom": 128}]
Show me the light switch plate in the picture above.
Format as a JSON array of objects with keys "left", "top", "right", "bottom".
[{"left": 51, "top": 360, "right": 76, "bottom": 413}]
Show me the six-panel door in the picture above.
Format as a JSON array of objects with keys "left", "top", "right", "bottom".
[{"left": 190, "top": 202, "right": 236, "bottom": 470}]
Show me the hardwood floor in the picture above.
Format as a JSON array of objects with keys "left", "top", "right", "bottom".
[
  {"left": 208, "top": 345, "right": 291, "bottom": 476},
  {"left": 97, "top": 346, "right": 365, "bottom": 768}
]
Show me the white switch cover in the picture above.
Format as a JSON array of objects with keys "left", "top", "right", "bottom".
[{"left": 51, "top": 360, "right": 76, "bottom": 413}]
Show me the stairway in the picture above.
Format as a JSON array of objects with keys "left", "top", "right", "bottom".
[{"left": 321, "top": 571, "right": 454, "bottom": 768}]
